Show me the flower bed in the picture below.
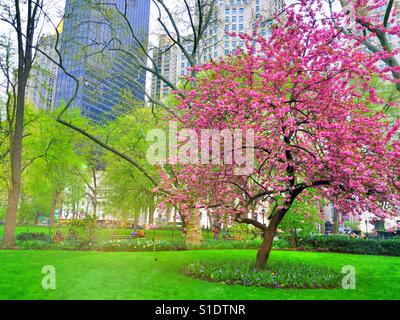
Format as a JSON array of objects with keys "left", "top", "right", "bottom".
[{"left": 183, "top": 259, "right": 342, "bottom": 289}]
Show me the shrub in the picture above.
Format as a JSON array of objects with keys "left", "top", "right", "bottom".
[
  {"left": 12, "top": 239, "right": 186, "bottom": 252},
  {"left": 16, "top": 232, "right": 50, "bottom": 242},
  {"left": 183, "top": 259, "right": 341, "bottom": 289},
  {"left": 227, "top": 223, "right": 261, "bottom": 240},
  {"left": 298, "top": 235, "right": 400, "bottom": 256},
  {"left": 8, "top": 238, "right": 288, "bottom": 252},
  {"left": 67, "top": 216, "right": 99, "bottom": 242},
  {"left": 272, "top": 238, "right": 290, "bottom": 249}
]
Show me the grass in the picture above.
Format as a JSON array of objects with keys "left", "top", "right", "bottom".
[{"left": 0, "top": 249, "right": 399, "bottom": 299}]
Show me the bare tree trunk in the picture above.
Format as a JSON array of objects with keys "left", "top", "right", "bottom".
[
  {"left": 185, "top": 208, "right": 203, "bottom": 245},
  {"left": 92, "top": 198, "right": 97, "bottom": 217},
  {"left": 318, "top": 202, "right": 325, "bottom": 234},
  {"left": 320, "top": 221, "right": 326, "bottom": 234},
  {"left": 59, "top": 203, "right": 63, "bottom": 226},
  {"left": 91, "top": 168, "right": 98, "bottom": 217},
  {"left": 148, "top": 207, "right": 154, "bottom": 225},
  {"left": 4, "top": 78, "right": 26, "bottom": 247},
  {"left": 49, "top": 190, "right": 59, "bottom": 227},
  {"left": 256, "top": 227, "right": 277, "bottom": 270},
  {"left": 207, "top": 212, "right": 213, "bottom": 231},
  {"left": 332, "top": 209, "right": 340, "bottom": 234},
  {"left": 34, "top": 211, "right": 39, "bottom": 225},
  {"left": 255, "top": 208, "right": 288, "bottom": 270}
]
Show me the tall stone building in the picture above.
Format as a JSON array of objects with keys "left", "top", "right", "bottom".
[{"left": 151, "top": 0, "right": 284, "bottom": 99}]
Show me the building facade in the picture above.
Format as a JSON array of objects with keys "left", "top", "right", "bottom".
[
  {"left": 26, "top": 34, "right": 59, "bottom": 111},
  {"left": 151, "top": 0, "right": 284, "bottom": 99},
  {"left": 150, "top": 35, "right": 180, "bottom": 101},
  {"left": 198, "top": 0, "right": 284, "bottom": 64},
  {"left": 55, "top": 0, "right": 151, "bottom": 122}
]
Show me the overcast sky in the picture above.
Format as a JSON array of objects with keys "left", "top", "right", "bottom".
[
  {"left": 0, "top": 0, "right": 340, "bottom": 100},
  {"left": 39, "top": 0, "right": 170, "bottom": 45}
]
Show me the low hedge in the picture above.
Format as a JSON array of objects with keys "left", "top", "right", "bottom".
[
  {"left": 298, "top": 235, "right": 400, "bottom": 256},
  {"left": 0, "top": 238, "right": 287, "bottom": 252},
  {"left": 16, "top": 232, "right": 50, "bottom": 242},
  {"left": 7, "top": 234, "right": 399, "bottom": 256}
]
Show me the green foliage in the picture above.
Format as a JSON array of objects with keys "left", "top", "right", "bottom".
[
  {"left": 299, "top": 235, "right": 400, "bottom": 256},
  {"left": 344, "top": 220, "right": 361, "bottom": 231},
  {"left": 271, "top": 238, "right": 290, "bottom": 248},
  {"left": 183, "top": 259, "right": 341, "bottom": 289},
  {"left": 66, "top": 216, "right": 99, "bottom": 243},
  {"left": 279, "top": 189, "right": 322, "bottom": 244},
  {"left": 16, "top": 232, "right": 50, "bottom": 242},
  {"left": 227, "top": 223, "right": 261, "bottom": 240},
  {"left": 18, "top": 106, "right": 89, "bottom": 223},
  {"left": 102, "top": 107, "right": 159, "bottom": 221},
  {"left": 7, "top": 239, "right": 186, "bottom": 252},
  {"left": 0, "top": 234, "right": 289, "bottom": 252},
  {"left": 194, "top": 239, "right": 262, "bottom": 250}
]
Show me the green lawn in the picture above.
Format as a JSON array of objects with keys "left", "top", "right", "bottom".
[{"left": 0, "top": 249, "right": 399, "bottom": 300}]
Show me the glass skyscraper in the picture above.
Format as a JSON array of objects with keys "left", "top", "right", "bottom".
[{"left": 55, "top": 0, "right": 150, "bottom": 122}]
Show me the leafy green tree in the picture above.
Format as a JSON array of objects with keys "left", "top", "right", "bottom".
[
  {"left": 19, "top": 107, "right": 89, "bottom": 225},
  {"left": 102, "top": 107, "right": 158, "bottom": 225},
  {"left": 279, "top": 191, "right": 323, "bottom": 247}
]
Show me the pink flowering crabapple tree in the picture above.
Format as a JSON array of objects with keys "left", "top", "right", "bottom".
[
  {"left": 156, "top": 0, "right": 400, "bottom": 269},
  {"left": 334, "top": 0, "right": 400, "bottom": 91}
]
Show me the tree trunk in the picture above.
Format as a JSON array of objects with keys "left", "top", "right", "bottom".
[
  {"left": 290, "top": 221, "right": 298, "bottom": 248},
  {"left": 255, "top": 207, "right": 289, "bottom": 270},
  {"left": 91, "top": 196, "right": 97, "bottom": 217},
  {"left": 177, "top": 209, "right": 186, "bottom": 234},
  {"left": 320, "top": 221, "right": 325, "bottom": 234},
  {"left": 59, "top": 203, "right": 63, "bottom": 227},
  {"left": 256, "top": 227, "right": 277, "bottom": 270},
  {"left": 4, "top": 184, "right": 20, "bottom": 247},
  {"left": 49, "top": 191, "right": 59, "bottom": 227},
  {"left": 34, "top": 211, "right": 39, "bottom": 225},
  {"left": 318, "top": 201, "right": 325, "bottom": 234},
  {"left": 185, "top": 208, "right": 203, "bottom": 245},
  {"left": 4, "top": 76, "right": 27, "bottom": 247},
  {"left": 332, "top": 209, "right": 340, "bottom": 234},
  {"left": 148, "top": 207, "right": 154, "bottom": 225},
  {"left": 207, "top": 213, "right": 213, "bottom": 231}
]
